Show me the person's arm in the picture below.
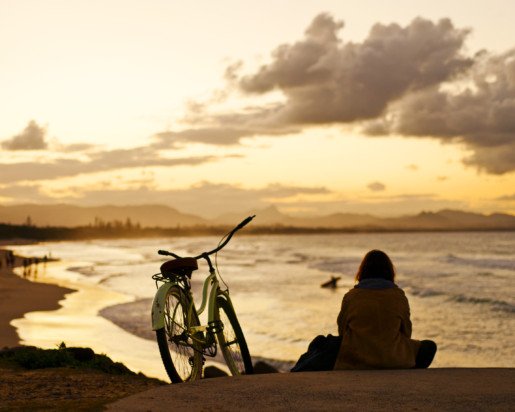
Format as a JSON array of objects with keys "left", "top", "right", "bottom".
[
  {"left": 337, "top": 293, "right": 350, "bottom": 336},
  {"left": 399, "top": 292, "right": 413, "bottom": 337}
]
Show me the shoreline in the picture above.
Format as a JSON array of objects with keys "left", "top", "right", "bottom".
[
  {"left": 0, "top": 249, "right": 75, "bottom": 348},
  {"left": 0, "top": 246, "right": 233, "bottom": 381}
]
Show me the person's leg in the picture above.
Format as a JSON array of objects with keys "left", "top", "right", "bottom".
[{"left": 414, "top": 340, "right": 437, "bottom": 368}]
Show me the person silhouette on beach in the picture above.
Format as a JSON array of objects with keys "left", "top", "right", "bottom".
[
  {"left": 334, "top": 249, "right": 436, "bottom": 369},
  {"left": 291, "top": 249, "right": 436, "bottom": 372}
]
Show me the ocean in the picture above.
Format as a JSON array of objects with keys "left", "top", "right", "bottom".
[{"left": 8, "top": 231, "right": 515, "bottom": 380}]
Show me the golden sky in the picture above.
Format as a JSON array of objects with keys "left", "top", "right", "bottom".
[{"left": 1, "top": 0, "right": 514, "bottom": 217}]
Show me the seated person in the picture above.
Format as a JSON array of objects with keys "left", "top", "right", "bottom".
[
  {"left": 334, "top": 249, "right": 436, "bottom": 370},
  {"left": 291, "top": 250, "right": 436, "bottom": 372}
]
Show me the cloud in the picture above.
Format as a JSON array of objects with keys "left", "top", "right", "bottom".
[
  {"left": 258, "top": 182, "right": 330, "bottom": 198},
  {"left": 0, "top": 183, "right": 44, "bottom": 202},
  {"left": 154, "top": 128, "right": 253, "bottom": 147},
  {"left": 147, "top": 182, "right": 330, "bottom": 215},
  {"left": 0, "top": 181, "right": 473, "bottom": 218},
  {"left": 54, "top": 142, "right": 97, "bottom": 153},
  {"left": 406, "top": 164, "right": 419, "bottom": 171},
  {"left": 0, "top": 147, "right": 218, "bottom": 183},
  {"left": 153, "top": 125, "right": 298, "bottom": 148},
  {"left": 367, "top": 181, "right": 386, "bottom": 192},
  {"left": 363, "top": 49, "right": 515, "bottom": 174},
  {"left": 496, "top": 193, "right": 515, "bottom": 201},
  {"left": 154, "top": 15, "right": 472, "bottom": 147},
  {"left": 165, "top": 13, "right": 514, "bottom": 174},
  {"left": 0, "top": 181, "right": 332, "bottom": 218},
  {"left": 1, "top": 120, "right": 48, "bottom": 150},
  {"left": 234, "top": 15, "right": 471, "bottom": 126},
  {"left": 1, "top": 120, "right": 98, "bottom": 153}
]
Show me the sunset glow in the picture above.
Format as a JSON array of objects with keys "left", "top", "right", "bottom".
[{"left": 1, "top": 0, "right": 514, "bottom": 218}]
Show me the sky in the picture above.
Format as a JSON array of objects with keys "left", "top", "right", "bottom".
[{"left": 1, "top": 0, "right": 515, "bottom": 218}]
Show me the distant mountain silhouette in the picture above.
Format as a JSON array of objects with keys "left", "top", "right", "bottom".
[
  {"left": 216, "top": 205, "right": 382, "bottom": 228},
  {"left": 219, "top": 206, "right": 515, "bottom": 230},
  {"left": 0, "top": 204, "right": 208, "bottom": 228},
  {"left": 381, "top": 209, "right": 515, "bottom": 230},
  {"left": 1, "top": 203, "right": 514, "bottom": 231}
]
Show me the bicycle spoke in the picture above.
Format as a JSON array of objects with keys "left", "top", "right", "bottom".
[{"left": 156, "top": 287, "right": 202, "bottom": 382}]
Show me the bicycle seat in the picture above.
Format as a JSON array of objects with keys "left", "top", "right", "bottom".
[{"left": 160, "top": 258, "right": 198, "bottom": 278}]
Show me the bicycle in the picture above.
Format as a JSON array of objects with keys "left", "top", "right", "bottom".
[{"left": 151, "top": 216, "right": 255, "bottom": 383}]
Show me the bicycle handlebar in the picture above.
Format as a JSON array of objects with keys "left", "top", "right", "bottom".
[{"left": 158, "top": 215, "right": 255, "bottom": 260}]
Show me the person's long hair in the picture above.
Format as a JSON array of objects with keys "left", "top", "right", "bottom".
[{"left": 355, "top": 249, "right": 396, "bottom": 283}]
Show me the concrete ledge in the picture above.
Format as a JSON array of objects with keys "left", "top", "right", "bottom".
[{"left": 107, "top": 368, "right": 515, "bottom": 411}]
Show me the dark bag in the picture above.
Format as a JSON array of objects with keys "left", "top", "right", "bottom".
[{"left": 291, "top": 334, "right": 342, "bottom": 372}]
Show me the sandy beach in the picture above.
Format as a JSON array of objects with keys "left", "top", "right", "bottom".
[{"left": 0, "top": 249, "right": 75, "bottom": 348}]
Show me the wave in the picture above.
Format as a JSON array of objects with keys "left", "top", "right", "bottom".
[
  {"left": 438, "top": 254, "right": 515, "bottom": 271},
  {"left": 409, "top": 286, "right": 515, "bottom": 314},
  {"left": 309, "top": 257, "right": 361, "bottom": 274},
  {"left": 409, "top": 287, "right": 445, "bottom": 298},
  {"left": 67, "top": 265, "right": 97, "bottom": 276},
  {"left": 99, "top": 298, "right": 155, "bottom": 341},
  {"left": 450, "top": 294, "right": 515, "bottom": 314}
]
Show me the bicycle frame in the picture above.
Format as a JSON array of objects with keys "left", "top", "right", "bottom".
[{"left": 151, "top": 262, "right": 233, "bottom": 346}]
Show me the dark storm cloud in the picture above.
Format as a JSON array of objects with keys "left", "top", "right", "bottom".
[
  {"left": 364, "top": 48, "right": 515, "bottom": 174},
  {"left": 1, "top": 120, "right": 48, "bottom": 150}
]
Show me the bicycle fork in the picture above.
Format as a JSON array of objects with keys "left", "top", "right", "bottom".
[{"left": 189, "top": 266, "right": 223, "bottom": 345}]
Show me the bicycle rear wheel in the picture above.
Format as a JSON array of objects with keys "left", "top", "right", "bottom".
[
  {"left": 155, "top": 286, "right": 203, "bottom": 383},
  {"left": 215, "top": 294, "right": 253, "bottom": 375}
]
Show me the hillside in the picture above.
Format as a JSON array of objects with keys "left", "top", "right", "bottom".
[
  {"left": 216, "top": 206, "right": 515, "bottom": 230},
  {"left": 0, "top": 204, "right": 208, "bottom": 228},
  {"left": 1, "top": 203, "right": 514, "bottom": 231}
]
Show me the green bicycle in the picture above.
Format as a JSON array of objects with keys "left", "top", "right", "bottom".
[{"left": 151, "top": 216, "right": 255, "bottom": 383}]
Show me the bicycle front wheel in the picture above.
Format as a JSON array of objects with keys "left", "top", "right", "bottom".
[
  {"left": 215, "top": 294, "right": 253, "bottom": 375},
  {"left": 155, "top": 286, "right": 203, "bottom": 383}
]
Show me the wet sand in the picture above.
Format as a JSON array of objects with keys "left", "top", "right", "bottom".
[
  {"left": 0, "top": 249, "right": 75, "bottom": 348},
  {"left": 0, "top": 248, "right": 171, "bottom": 380}
]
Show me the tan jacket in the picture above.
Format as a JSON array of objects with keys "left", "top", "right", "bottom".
[{"left": 334, "top": 286, "right": 421, "bottom": 370}]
